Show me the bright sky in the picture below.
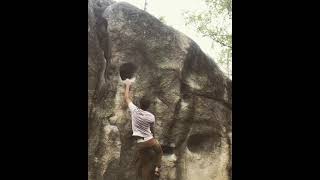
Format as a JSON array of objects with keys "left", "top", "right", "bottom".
[{"left": 114, "top": 0, "right": 216, "bottom": 59}]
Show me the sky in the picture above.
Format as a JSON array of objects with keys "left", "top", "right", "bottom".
[{"left": 113, "top": 0, "right": 229, "bottom": 75}]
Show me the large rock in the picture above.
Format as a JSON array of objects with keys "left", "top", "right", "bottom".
[{"left": 88, "top": 0, "right": 232, "bottom": 180}]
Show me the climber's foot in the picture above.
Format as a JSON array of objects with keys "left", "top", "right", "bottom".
[{"left": 154, "top": 166, "right": 160, "bottom": 176}]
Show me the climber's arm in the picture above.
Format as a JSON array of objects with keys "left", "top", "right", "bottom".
[
  {"left": 150, "top": 123, "right": 155, "bottom": 136},
  {"left": 124, "top": 80, "right": 132, "bottom": 105}
]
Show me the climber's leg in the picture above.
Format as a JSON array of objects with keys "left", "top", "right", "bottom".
[
  {"left": 135, "top": 157, "right": 142, "bottom": 180},
  {"left": 134, "top": 138, "right": 163, "bottom": 178},
  {"left": 134, "top": 143, "right": 144, "bottom": 180},
  {"left": 134, "top": 141, "right": 149, "bottom": 179},
  {"left": 141, "top": 158, "right": 152, "bottom": 180},
  {"left": 151, "top": 139, "right": 163, "bottom": 176}
]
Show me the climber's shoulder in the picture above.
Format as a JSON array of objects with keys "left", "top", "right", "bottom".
[
  {"left": 144, "top": 111, "right": 155, "bottom": 121},
  {"left": 128, "top": 101, "right": 138, "bottom": 112}
]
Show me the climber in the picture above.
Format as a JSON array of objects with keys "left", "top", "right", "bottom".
[{"left": 123, "top": 78, "right": 163, "bottom": 179}]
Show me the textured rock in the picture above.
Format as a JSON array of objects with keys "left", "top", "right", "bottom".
[{"left": 88, "top": 0, "right": 232, "bottom": 180}]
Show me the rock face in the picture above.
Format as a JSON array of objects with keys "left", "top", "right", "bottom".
[{"left": 88, "top": 0, "right": 232, "bottom": 180}]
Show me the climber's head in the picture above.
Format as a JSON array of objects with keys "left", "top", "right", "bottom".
[{"left": 140, "top": 96, "right": 151, "bottom": 110}]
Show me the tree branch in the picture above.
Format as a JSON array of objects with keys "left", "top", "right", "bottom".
[{"left": 207, "top": 34, "right": 232, "bottom": 48}]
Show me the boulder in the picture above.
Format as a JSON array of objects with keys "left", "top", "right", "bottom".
[{"left": 88, "top": 1, "right": 232, "bottom": 180}]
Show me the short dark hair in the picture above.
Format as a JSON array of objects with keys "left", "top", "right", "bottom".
[{"left": 140, "top": 96, "right": 151, "bottom": 110}]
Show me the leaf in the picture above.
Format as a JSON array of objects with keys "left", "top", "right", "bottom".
[{"left": 183, "top": 0, "right": 232, "bottom": 78}]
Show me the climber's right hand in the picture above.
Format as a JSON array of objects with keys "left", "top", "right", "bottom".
[{"left": 124, "top": 79, "right": 132, "bottom": 86}]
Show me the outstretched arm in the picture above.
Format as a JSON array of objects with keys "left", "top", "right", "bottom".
[{"left": 124, "top": 79, "right": 132, "bottom": 105}]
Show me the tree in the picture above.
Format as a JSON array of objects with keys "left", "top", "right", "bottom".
[
  {"left": 183, "top": 0, "right": 232, "bottom": 78},
  {"left": 144, "top": 0, "right": 148, "bottom": 11}
]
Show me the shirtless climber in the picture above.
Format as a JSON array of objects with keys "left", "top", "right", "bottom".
[{"left": 123, "top": 78, "right": 163, "bottom": 180}]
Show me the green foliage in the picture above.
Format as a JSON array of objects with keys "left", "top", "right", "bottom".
[
  {"left": 158, "top": 16, "right": 166, "bottom": 24},
  {"left": 184, "top": 0, "right": 232, "bottom": 78}
]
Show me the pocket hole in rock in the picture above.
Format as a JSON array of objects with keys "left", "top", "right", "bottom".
[
  {"left": 187, "top": 134, "right": 218, "bottom": 153},
  {"left": 119, "top": 63, "right": 137, "bottom": 80},
  {"left": 161, "top": 145, "right": 174, "bottom": 155}
]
